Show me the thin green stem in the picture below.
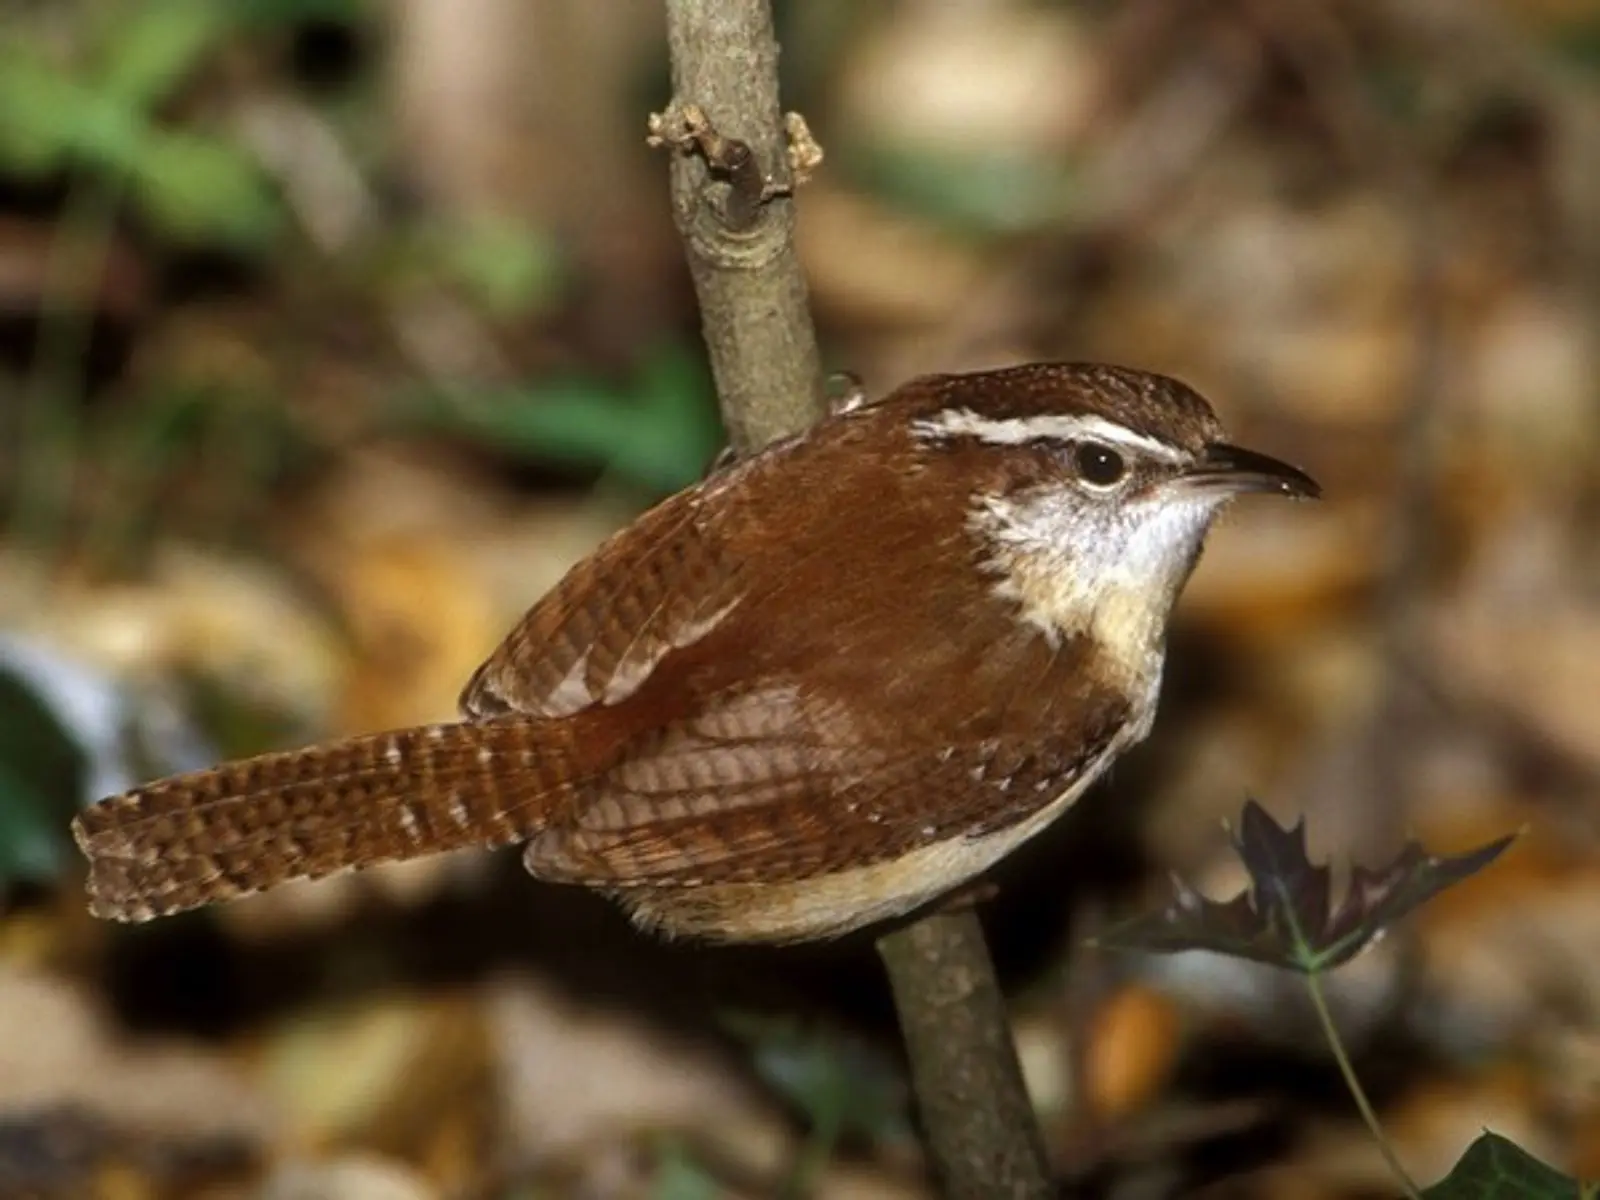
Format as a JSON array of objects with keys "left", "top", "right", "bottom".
[{"left": 1302, "top": 967, "right": 1422, "bottom": 1199}]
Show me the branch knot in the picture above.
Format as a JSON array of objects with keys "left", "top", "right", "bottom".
[{"left": 648, "top": 101, "right": 822, "bottom": 232}]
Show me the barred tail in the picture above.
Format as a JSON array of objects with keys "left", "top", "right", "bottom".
[{"left": 72, "top": 718, "right": 576, "bottom": 922}]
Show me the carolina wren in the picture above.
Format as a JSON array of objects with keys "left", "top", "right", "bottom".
[{"left": 73, "top": 363, "right": 1318, "bottom": 943}]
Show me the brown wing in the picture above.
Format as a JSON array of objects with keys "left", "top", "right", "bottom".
[
  {"left": 460, "top": 483, "right": 750, "bottom": 721},
  {"left": 523, "top": 658, "right": 1132, "bottom": 888},
  {"left": 462, "top": 400, "right": 1133, "bottom": 892},
  {"left": 524, "top": 682, "right": 840, "bottom": 881}
]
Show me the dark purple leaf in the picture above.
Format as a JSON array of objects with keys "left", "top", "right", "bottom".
[{"left": 1096, "top": 800, "right": 1517, "bottom": 974}]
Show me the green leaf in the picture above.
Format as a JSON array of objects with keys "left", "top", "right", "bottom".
[
  {"left": 1549, "top": 19, "right": 1600, "bottom": 73},
  {"left": 0, "top": 52, "right": 134, "bottom": 176},
  {"left": 0, "top": 667, "right": 87, "bottom": 887},
  {"left": 234, "top": 0, "right": 363, "bottom": 25},
  {"left": 0, "top": 759, "right": 69, "bottom": 881},
  {"left": 651, "top": 1138, "right": 721, "bottom": 1200},
  {"left": 131, "top": 131, "right": 283, "bottom": 250},
  {"left": 95, "top": 0, "right": 364, "bottom": 112},
  {"left": 96, "top": 0, "right": 236, "bottom": 110},
  {"left": 174, "top": 670, "right": 310, "bottom": 764},
  {"left": 1097, "top": 800, "right": 1516, "bottom": 974},
  {"left": 1422, "top": 1132, "right": 1588, "bottom": 1199},
  {"left": 721, "top": 1012, "right": 910, "bottom": 1147},
  {"left": 430, "top": 216, "right": 563, "bottom": 319},
  {"left": 404, "top": 347, "right": 724, "bottom": 496},
  {"left": 849, "top": 142, "right": 1077, "bottom": 234}
]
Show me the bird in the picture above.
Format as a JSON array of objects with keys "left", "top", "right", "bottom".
[{"left": 72, "top": 362, "right": 1318, "bottom": 943}]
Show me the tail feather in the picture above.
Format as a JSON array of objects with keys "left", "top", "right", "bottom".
[{"left": 72, "top": 718, "right": 575, "bottom": 922}]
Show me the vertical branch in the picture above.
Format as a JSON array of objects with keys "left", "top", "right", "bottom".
[
  {"left": 655, "top": 2, "right": 1053, "bottom": 1195},
  {"left": 660, "top": 0, "right": 823, "bottom": 451},
  {"left": 878, "top": 910, "right": 1055, "bottom": 1199}
]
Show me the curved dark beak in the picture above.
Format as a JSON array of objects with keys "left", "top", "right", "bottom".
[{"left": 1185, "top": 443, "right": 1321, "bottom": 500}]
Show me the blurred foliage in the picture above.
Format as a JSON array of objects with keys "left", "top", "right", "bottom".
[
  {"left": 0, "top": 0, "right": 356, "bottom": 560},
  {"left": 404, "top": 346, "right": 725, "bottom": 497},
  {"left": 86, "top": 382, "right": 321, "bottom": 566},
  {"left": 174, "top": 669, "right": 312, "bottom": 766},
  {"left": 650, "top": 1139, "right": 722, "bottom": 1200},
  {"left": 0, "top": 665, "right": 85, "bottom": 887},
  {"left": 0, "top": 0, "right": 361, "bottom": 251},
  {"left": 413, "top": 215, "right": 567, "bottom": 321},
  {"left": 724, "top": 1012, "right": 911, "bottom": 1192},
  {"left": 848, "top": 146, "right": 1078, "bottom": 235},
  {"left": 1548, "top": 14, "right": 1600, "bottom": 72}
]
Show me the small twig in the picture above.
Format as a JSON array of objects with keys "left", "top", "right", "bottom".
[
  {"left": 649, "top": 101, "right": 771, "bottom": 230},
  {"left": 648, "top": 103, "right": 822, "bottom": 230}
]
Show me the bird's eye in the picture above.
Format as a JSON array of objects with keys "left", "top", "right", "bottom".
[{"left": 1073, "top": 442, "right": 1126, "bottom": 488}]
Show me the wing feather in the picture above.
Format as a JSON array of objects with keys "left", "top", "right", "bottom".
[
  {"left": 522, "top": 680, "right": 1130, "bottom": 887},
  {"left": 460, "top": 488, "right": 746, "bottom": 720},
  {"left": 457, "top": 407, "right": 1136, "bottom": 898}
]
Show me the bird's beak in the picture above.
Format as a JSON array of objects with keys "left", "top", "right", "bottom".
[{"left": 1183, "top": 443, "right": 1321, "bottom": 500}]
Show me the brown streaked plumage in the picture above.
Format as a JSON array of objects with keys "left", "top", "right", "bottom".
[{"left": 72, "top": 363, "right": 1318, "bottom": 942}]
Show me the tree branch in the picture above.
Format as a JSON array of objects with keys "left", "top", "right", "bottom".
[
  {"left": 657, "top": 3, "right": 1052, "bottom": 1195},
  {"left": 660, "top": 0, "right": 823, "bottom": 451},
  {"left": 878, "top": 908, "right": 1055, "bottom": 1198}
]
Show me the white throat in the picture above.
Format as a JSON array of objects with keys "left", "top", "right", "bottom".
[{"left": 971, "top": 489, "right": 1224, "bottom": 686}]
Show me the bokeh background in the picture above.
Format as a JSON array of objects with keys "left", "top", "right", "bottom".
[{"left": 1, "top": 1, "right": 1598, "bottom": 1196}]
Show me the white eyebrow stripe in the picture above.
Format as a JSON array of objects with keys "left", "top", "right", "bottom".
[{"left": 911, "top": 408, "right": 1188, "bottom": 462}]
